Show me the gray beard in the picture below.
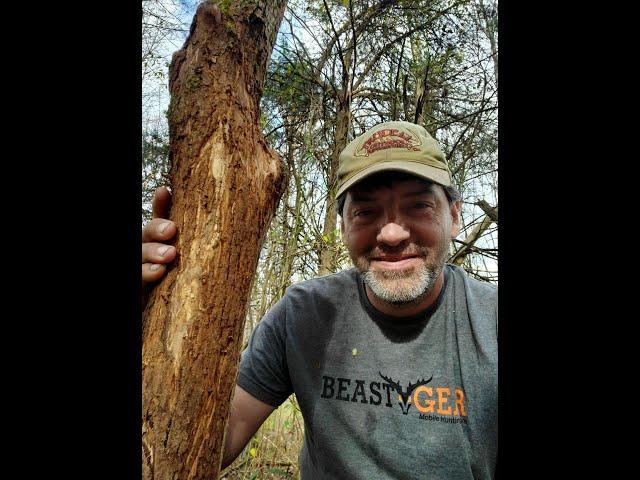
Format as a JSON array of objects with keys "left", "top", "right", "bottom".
[{"left": 361, "top": 261, "right": 444, "bottom": 305}]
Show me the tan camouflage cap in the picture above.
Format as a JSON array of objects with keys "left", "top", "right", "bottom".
[{"left": 336, "top": 121, "right": 451, "bottom": 199}]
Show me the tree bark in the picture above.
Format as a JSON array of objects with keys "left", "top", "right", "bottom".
[{"left": 142, "top": 2, "right": 287, "bottom": 479}]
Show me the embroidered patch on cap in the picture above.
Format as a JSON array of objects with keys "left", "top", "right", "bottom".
[{"left": 355, "top": 128, "right": 422, "bottom": 157}]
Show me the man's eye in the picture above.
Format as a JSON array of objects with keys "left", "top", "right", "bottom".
[
  {"left": 354, "top": 210, "right": 373, "bottom": 217},
  {"left": 413, "top": 202, "right": 433, "bottom": 209}
]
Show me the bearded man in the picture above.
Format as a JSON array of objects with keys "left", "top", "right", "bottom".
[{"left": 142, "top": 121, "right": 498, "bottom": 479}]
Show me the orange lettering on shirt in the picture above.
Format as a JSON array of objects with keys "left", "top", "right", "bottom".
[
  {"left": 453, "top": 388, "right": 467, "bottom": 417},
  {"left": 412, "top": 386, "right": 435, "bottom": 413},
  {"left": 436, "top": 387, "right": 452, "bottom": 415}
]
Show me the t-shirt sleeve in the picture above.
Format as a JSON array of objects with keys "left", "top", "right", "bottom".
[
  {"left": 495, "top": 297, "right": 498, "bottom": 340},
  {"left": 236, "top": 295, "right": 293, "bottom": 408}
]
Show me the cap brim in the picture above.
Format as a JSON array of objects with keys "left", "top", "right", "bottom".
[{"left": 335, "top": 161, "right": 451, "bottom": 199}]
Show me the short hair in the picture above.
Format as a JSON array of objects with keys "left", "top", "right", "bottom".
[{"left": 336, "top": 171, "right": 461, "bottom": 217}]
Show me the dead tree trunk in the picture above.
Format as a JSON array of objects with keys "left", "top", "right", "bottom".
[{"left": 142, "top": 1, "right": 287, "bottom": 479}]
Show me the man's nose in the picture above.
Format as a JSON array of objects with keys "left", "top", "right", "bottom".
[{"left": 377, "top": 221, "right": 410, "bottom": 246}]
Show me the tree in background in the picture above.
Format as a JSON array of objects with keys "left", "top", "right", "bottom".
[
  {"left": 142, "top": 0, "right": 195, "bottom": 222},
  {"left": 256, "top": 0, "right": 498, "bottom": 299}
]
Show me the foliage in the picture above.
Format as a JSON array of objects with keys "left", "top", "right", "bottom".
[
  {"left": 142, "top": 130, "right": 170, "bottom": 223},
  {"left": 257, "top": 0, "right": 499, "bottom": 285}
]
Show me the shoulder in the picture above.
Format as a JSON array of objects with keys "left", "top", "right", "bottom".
[
  {"left": 446, "top": 264, "right": 497, "bottom": 306},
  {"left": 285, "top": 268, "right": 360, "bottom": 301},
  {"left": 273, "top": 269, "right": 361, "bottom": 333},
  {"left": 446, "top": 263, "right": 499, "bottom": 342},
  {"left": 257, "top": 269, "right": 359, "bottom": 332}
]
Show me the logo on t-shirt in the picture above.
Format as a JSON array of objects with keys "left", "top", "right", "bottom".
[
  {"left": 378, "top": 371, "right": 433, "bottom": 414},
  {"left": 320, "top": 372, "right": 468, "bottom": 423}
]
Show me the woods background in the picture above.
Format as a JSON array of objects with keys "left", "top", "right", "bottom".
[{"left": 142, "top": 0, "right": 498, "bottom": 478}]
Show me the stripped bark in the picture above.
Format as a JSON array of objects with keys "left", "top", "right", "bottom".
[{"left": 142, "top": 1, "right": 287, "bottom": 478}]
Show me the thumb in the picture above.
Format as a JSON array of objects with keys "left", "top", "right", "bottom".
[{"left": 152, "top": 186, "right": 172, "bottom": 219}]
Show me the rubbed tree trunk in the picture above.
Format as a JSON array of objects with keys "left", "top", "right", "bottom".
[{"left": 142, "top": 1, "right": 287, "bottom": 479}]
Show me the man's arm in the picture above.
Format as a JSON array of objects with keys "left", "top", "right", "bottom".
[{"left": 222, "top": 385, "right": 276, "bottom": 469}]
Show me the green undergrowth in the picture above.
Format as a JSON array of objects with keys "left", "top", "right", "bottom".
[{"left": 220, "top": 395, "right": 304, "bottom": 479}]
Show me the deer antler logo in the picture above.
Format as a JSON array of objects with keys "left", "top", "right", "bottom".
[{"left": 379, "top": 371, "right": 433, "bottom": 415}]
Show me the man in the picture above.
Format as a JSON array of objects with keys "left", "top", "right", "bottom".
[{"left": 142, "top": 121, "right": 498, "bottom": 479}]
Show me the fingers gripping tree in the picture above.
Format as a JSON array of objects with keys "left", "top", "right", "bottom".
[{"left": 142, "top": 1, "right": 288, "bottom": 479}]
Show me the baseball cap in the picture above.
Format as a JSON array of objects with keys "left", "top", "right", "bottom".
[{"left": 335, "top": 121, "right": 452, "bottom": 199}]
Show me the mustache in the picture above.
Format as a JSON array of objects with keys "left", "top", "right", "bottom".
[{"left": 364, "top": 244, "right": 428, "bottom": 260}]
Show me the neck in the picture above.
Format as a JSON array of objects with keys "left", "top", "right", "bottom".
[{"left": 364, "top": 270, "right": 445, "bottom": 318}]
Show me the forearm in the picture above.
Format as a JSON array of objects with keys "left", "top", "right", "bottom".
[
  {"left": 221, "top": 424, "right": 251, "bottom": 469},
  {"left": 220, "top": 385, "right": 275, "bottom": 469}
]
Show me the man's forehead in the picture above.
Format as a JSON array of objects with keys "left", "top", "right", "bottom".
[{"left": 348, "top": 176, "right": 439, "bottom": 199}]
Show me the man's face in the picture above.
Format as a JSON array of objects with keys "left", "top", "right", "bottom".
[{"left": 341, "top": 176, "right": 460, "bottom": 306}]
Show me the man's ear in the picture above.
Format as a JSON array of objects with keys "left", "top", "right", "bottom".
[
  {"left": 339, "top": 195, "right": 346, "bottom": 236},
  {"left": 450, "top": 200, "right": 461, "bottom": 238}
]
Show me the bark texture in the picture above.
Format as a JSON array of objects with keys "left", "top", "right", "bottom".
[{"left": 142, "top": 1, "right": 287, "bottom": 479}]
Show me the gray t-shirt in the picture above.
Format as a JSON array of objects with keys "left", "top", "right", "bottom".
[{"left": 237, "top": 264, "right": 497, "bottom": 479}]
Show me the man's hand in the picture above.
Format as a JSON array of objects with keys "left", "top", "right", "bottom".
[{"left": 142, "top": 186, "right": 177, "bottom": 290}]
